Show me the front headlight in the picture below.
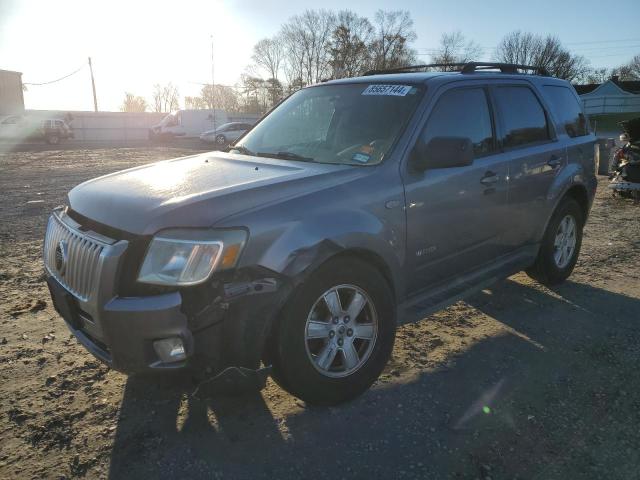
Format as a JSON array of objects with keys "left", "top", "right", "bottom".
[{"left": 137, "top": 229, "right": 247, "bottom": 286}]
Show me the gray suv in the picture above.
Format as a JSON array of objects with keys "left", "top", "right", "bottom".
[{"left": 44, "top": 63, "right": 597, "bottom": 405}]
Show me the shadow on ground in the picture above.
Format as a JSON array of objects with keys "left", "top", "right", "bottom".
[{"left": 108, "top": 279, "right": 640, "bottom": 480}]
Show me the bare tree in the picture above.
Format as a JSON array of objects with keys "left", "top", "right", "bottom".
[
  {"left": 369, "top": 10, "right": 417, "bottom": 71},
  {"left": 494, "top": 31, "right": 588, "bottom": 81},
  {"left": 152, "top": 83, "right": 180, "bottom": 112},
  {"left": 629, "top": 54, "right": 640, "bottom": 79},
  {"left": 185, "top": 84, "right": 239, "bottom": 111},
  {"left": 329, "top": 10, "right": 374, "bottom": 78},
  {"left": 120, "top": 92, "right": 147, "bottom": 112},
  {"left": 431, "top": 32, "right": 482, "bottom": 70},
  {"left": 584, "top": 67, "right": 613, "bottom": 84},
  {"left": 612, "top": 54, "right": 640, "bottom": 80},
  {"left": 252, "top": 37, "right": 284, "bottom": 80},
  {"left": 281, "top": 10, "right": 336, "bottom": 86}
]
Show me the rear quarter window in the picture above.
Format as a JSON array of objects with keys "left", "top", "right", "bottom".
[{"left": 543, "top": 85, "right": 588, "bottom": 137}]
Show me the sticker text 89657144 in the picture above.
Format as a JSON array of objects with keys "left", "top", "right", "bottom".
[{"left": 361, "top": 85, "right": 413, "bottom": 96}]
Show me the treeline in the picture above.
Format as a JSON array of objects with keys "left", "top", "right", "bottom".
[{"left": 121, "top": 9, "right": 640, "bottom": 114}]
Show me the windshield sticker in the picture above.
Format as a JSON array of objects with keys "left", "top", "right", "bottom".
[
  {"left": 362, "top": 84, "right": 413, "bottom": 96},
  {"left": 352, "top": 152, "right": 371, "bottom": 163}
]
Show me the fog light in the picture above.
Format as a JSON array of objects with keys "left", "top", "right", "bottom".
[{"left": 153, "top": 337, "right": 186, "bottom": 363}]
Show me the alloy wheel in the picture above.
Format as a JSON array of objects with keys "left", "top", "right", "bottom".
[
  {"left": 553, "top": 214, "right": 577, "bottom": 269},
  {"left": 304, "top": 284, "right": 378, "bottom": 378}
]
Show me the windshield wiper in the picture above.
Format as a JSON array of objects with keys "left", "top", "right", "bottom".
[
  {"left": 227, "top": 145, "right": 255, "bottom": 156},
  {"left": 256, "top": 151, "right": 315, "bottom": 162}
]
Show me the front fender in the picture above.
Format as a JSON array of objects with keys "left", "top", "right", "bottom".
[{"left": 244, "top": 207, "right": 403, "bottom": 293}]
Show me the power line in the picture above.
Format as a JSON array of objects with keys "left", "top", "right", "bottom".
[
  {"left": 23, "top": 64, "right": 86, "bottom": 86},
  {"left": 565, "top": 37, "right": 640, "bottom": 45}
]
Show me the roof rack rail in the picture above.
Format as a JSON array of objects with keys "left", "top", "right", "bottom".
[{"left": 363, "top": 62, "right": 549, "bottom": 77}]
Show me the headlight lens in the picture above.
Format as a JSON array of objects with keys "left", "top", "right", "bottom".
[{"left": 137, "top": 229, "right": 247, "bottom": 286}]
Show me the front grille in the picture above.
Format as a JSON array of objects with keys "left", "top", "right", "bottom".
[{"left": 44, "top": 212, "right": 110, "bottom": 301}]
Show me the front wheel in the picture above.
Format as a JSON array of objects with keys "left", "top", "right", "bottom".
[
  {"left": 270, "top": 258, "right": 396, "bottom": 405},
  {"left": 526, "top": 197, "right": 584, "bottom": 286},
  {"left": 46, "top": 134, "right": 60, "bottom": 145},
  {"left": 215, "top": 134, "right": 227, "bottom": 146}
]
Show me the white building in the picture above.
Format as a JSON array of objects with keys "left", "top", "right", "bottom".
[{"left": 576, "top": 78, "right": 640, "bottom": 137}]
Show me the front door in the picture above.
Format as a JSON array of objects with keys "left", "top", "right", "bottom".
[{"left": 403, "top": 85, "right": 511, "bottom": 296}]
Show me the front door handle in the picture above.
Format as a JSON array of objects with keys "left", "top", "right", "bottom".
[
  {"left": 480, "top": 171, "right": 499, "bottom": 186},
  {"left": 547, "top": 155, "right": 562, "bottom": 169}
]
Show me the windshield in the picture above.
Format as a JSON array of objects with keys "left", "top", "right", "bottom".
[{"left": 233, "top": 83, "right": 424, "bottom": 165}]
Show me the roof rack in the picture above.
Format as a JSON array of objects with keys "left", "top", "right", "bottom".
[{"left": 363, "top": 62, "right": 549, "bottom": 77}]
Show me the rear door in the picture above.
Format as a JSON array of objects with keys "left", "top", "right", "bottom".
[
  {"left": 490, "top": 83, "right": 565, "bottom": 248},
  {"left": 403, "top": 83, "right": 511, "bottom": 295}
]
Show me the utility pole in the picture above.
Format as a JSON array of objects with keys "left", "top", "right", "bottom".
[
  {"left": 88, "top": 57, "right": 98, "bottom": 112},
  {"left": 210, "top": 35, "right": 216, "bottom": 129}
]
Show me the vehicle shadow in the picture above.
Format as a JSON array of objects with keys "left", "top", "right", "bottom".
[{"left": 107, "top": 278, "right": 640, "bottom": 480}]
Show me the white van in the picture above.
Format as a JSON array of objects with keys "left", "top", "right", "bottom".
[{"left": 149, "top": 109, "right": 228, "bottom": 140}]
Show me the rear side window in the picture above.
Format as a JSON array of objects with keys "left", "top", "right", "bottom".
[
  {"left": 494, "top": 86, "right": 550, "bottom": 148},
  {"left": 422, "top": 88, "right": 495, "bottom": 158},
  {"left": 543, "top": 85, "right": 588, "bottom": 137}
]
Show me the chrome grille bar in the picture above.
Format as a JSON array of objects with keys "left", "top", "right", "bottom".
[{"left": 44, "top": 211, "right": 111, "bottom": 301}]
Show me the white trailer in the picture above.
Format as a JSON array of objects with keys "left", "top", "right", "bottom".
[{"left": 149, "top": 109, "right": 228, "bottom": 139}]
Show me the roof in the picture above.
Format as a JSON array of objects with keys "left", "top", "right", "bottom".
[{"left": 574, "top": 79, "right": 640, "bottom": 96}]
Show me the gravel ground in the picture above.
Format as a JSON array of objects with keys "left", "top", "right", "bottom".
[{"left": 1, "top": 147, "right": 639, "bottom": 480}]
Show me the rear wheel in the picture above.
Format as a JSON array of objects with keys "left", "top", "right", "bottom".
[
  {"left": 46, "top": 134, "right": 60, "bottom": 145},
  {"left": 215, "top": 134, "right": 227, "bottom": 146},
  {"left": 526, "top": 197, "right": 584, "bottom": 286},
  {"left": 270, "top": 258, "right": 396, "bottom": 405}
]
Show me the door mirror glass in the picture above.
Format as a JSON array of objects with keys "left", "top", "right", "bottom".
[{"left": 411, "top": 136, "right": 474, "bottom": 170}]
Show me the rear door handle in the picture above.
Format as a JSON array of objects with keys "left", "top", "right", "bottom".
[
  {"left": 480, "top": 171, "right": 499, "bottom": 186},
  {"left": 547, "top": 155, "right": 562, "bottom": 168}
]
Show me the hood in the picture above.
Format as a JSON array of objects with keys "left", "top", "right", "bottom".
[{"left": 68, "top": 152, "right": 361, "bottom": 236}]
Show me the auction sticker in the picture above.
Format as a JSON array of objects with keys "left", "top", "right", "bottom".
[{"left": 362, "top": 84, "right": 412, "bottom": 96}]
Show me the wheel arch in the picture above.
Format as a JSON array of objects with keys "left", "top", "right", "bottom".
[
  {"left": 564, "top": 184, "right": 590, "bottom": 223},
  {"left": 260, "top": 247, "right": 397, "bottom": 364}
]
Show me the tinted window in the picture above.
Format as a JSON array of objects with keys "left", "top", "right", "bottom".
[
  {"left": 494, "top": 86, "right": 549, "bottom": 148},
  {"left": 422, "top": 88, "right": 494, "bottom": 158},
  {"left": 543, "top": 86, "right": 588, "bottom": 137}
]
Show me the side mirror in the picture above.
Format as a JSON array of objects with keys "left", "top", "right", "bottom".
[{"left": 411, "top": 136, "right": 475, "bottom": 171}]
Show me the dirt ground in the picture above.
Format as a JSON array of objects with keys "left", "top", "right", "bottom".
[{"left": 1, "top": 147, "right": 639, "bottom": 480}]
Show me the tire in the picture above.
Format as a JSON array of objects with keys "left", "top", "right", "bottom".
[
  {"left": 270, "top": 258, "right": 396, "bottom": 405},
  {"left": 47, "top": 134, "right": 60, "bottom": 145},
  {"left": 215, "top": 134, "right": 227, "bottom": 146},
  {"left": 526, "top": 197, "right": 584, "bottom": 286}
]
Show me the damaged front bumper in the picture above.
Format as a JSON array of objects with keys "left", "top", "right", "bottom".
[{"left": 43, "top": 209, "right": 291, "bottom": 379}]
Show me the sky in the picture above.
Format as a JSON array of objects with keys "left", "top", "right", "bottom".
[{"left": 1, "top": 0, "right": 639, "bottom": 112}]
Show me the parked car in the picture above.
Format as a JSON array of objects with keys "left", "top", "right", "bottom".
[
  {"left": 0, "top": 115, "right": 73, "bottom": 144},
  {"left": 44, "top": 62, "right": 597, "bottom": 405},
  {"left": 149, "top": 109, "right": 228, "bottom": 140},
  {"left": 199, "top": 122, "right": 253, "bottom": 146}
]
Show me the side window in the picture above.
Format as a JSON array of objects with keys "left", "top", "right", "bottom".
[
  {"left": 422, "top": 88, "right": 495, "bottom": 158},
  {"left": 494, "top": 86, "right": 550, "bottom": 148},
  {"left": 543, "top": 85, "right": 588, "bottom": 137}
]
